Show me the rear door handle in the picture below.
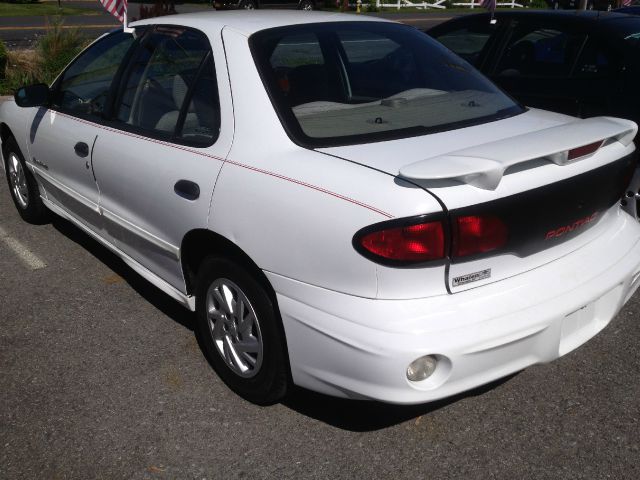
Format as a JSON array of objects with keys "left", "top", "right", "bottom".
[
  {"left": 74, "top": 142, "right": 89, "bottom": 158},
  {"left": 174, "top": 180, "right": 200, "bottom": 201}
]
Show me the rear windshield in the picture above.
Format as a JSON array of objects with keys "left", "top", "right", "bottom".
[{"left": 250, "top": 22, "right": 524, "bottom": 147}]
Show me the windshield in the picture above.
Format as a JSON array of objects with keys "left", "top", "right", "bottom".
[{"left": 250, "top": 22, "right": 524, "bottom": 147}]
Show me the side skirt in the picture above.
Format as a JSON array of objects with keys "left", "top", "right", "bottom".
[{"left": 41, "top": 196, "right": 196, "bottom": 312}]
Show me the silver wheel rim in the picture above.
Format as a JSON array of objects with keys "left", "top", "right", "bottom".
[
  {"left": 302, "top": 2, "right": 313, "bottom": 10},
  {"left": 243, "top": 1, "right": 255, "bottom": 9},
  {"left": 206, "top": 278, "right": 263, "bottom": 378},
  {"left": 7, "top": 153, "right": 29, "bottom": 209}
]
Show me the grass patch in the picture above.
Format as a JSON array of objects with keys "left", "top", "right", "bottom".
[
  {"left": 0, "top": 2, "right": 98, "bottom": 17},
  {"left": 1, "top": 49, "right": 39, "bottom": 93}
]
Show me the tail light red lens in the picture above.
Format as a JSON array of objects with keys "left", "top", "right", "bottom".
[
  {"left": 567, "top": 141, "right": 603, "bottom": 161},
  {"left": 355, "top": 214, "right": 509, "bottom": 265},
  {"left": 359, "top": 221, "right": 445, "bottom": 262},
  {"left": 454, "top": 215, "right": 508, "bottom": 258}
]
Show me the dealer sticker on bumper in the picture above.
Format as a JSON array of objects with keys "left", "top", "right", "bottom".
[{"left": 452, "top": 268, "right": 491, "bottom": 287}]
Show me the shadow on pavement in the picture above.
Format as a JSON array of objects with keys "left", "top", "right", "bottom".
[
  {"left": 51, "top": 214, "right": 518, "bottom": 430},
  {"left": 51, "top": 216, "right": 195, "bottom": 332},
  {"left": 283, "top": 373, "right": 519, "bottom": 432}
]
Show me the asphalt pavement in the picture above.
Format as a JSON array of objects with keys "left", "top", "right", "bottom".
[{"left": 0, "top": 133, "right": 639, "bottom": 478}]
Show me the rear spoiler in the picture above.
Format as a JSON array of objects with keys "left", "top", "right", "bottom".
[{"left": 398, "top": 117, "right": 637, "bottom": 190}]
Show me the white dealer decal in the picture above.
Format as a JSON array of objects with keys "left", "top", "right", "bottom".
[{"left": 452, "top": 269, "right": 491, "bottom": 287}]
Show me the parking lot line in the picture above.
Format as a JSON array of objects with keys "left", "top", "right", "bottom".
[{"left": 0, "top": 224, "right": 47, "bottom": 270}]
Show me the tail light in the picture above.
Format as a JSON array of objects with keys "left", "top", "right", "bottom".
[
  {"left": 354, "top": 214, "right": 508, "bottom": 265},
  {"left": 453, "top": 215, "right": 508, "bottom": 258},
  {"left": 548, "top": 141, "right": 604, "bottom": 164},
  {"left": 354, "top": 219, "right": 445, "bottom": 264},
  {"left": 567, "top": 141, "right": 603, "bottom": 162}
]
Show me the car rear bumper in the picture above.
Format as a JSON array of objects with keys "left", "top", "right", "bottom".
[{"left": 266, "top": 209, "right": 640, "bottom": 404}]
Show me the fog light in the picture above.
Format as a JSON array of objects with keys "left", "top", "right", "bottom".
[{"left": 406, "top": 355, "right": 437, "bottom": 382}]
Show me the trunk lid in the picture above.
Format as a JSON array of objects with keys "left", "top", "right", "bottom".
[{"left": 319, "top": 109, "right": 638, "bottom": 292}]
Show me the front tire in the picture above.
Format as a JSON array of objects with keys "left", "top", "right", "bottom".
[
  {"left": 3, "top": 137, "right": 47, "bottom": 224},
  {"left": 195, "top": 256, "right": 288, "bottom": 404}
]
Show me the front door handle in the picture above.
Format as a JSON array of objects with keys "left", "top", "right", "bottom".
[
  {"left": 174, "top": 180, "right": 200, "bottom": 201},
  {"left": 74, "top": 142, "right": 89, "bottom": 158}
]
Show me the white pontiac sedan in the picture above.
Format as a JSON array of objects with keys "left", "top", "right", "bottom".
[{"left": 1, "top": 11, "right": 639, "bottom": 405}]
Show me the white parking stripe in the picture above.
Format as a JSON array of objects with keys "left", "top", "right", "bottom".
[{"left": 0, "top": 225, "right": 47, "bottom": 270}]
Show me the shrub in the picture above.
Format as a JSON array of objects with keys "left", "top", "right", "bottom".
[
  {"left": 1, "top": 49, "right": 40, "bottom": 94},
  {"left": 0, "top": 39, "right": 7, "bottom": 80},
  {"left": 367, "top": 0, "right": 379, "bottom": 11},
  {"left": 37, "top": 17, "right": 87, "bottom": 83},
  {"left": 0, "top": 17, "right": 88, "bottom": 94}
]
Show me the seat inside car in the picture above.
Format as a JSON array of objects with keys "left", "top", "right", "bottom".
[
  {"left": 153, "top": 74, "right": 199, "bottom": 132},
  {"left": 285, "top": 64, "right": 334, "bottom": 106}
]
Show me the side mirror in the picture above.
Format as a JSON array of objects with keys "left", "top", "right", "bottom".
[{"left": 14, "top": 84, "right": 51, "bottom": 108}]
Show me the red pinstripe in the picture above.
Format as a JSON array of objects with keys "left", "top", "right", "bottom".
[{"left": 54, "top": 111, "right": 393, "bottom": 219}]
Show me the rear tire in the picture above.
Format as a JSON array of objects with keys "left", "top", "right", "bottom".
[
  {"left": 3, "top": 136, "right": 48, "bottom": 224},
  {"left": 195, "top": 256, "right": 288, "bottom": 405}
]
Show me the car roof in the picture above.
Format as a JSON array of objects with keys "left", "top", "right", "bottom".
[{"left": 131, "top": 10, "right": 391, "bottom": 37}]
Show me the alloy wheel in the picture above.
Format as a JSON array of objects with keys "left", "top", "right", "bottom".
[
  {"left": 7, "top": 152, "right": 29, "bottom": 209},
  {"left": 205, "top": 278, "right": 264, "bottom": 378}
]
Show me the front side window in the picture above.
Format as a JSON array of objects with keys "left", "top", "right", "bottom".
[
  {"left": 114, "top": 26, "right": 219, "bottom": 145},
  {"left": 250, "top": 22, "right": 523, "bottom": 147},
  {"left": 52, "top": 30, "right": 135, "bottom": 118}
]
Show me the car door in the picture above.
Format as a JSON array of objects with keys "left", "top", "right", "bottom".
[
  {"left": 489, "top": 19, "right": 588, "bottom": 116},
  {"left": 28, "top": 31, "right": 137, "bottom": 234},
  {"left": 91, "top": 26, "right": 233, "bottom": 292},
  {"left": 571, "top": 34, "right": 625, "bottom": 120}
]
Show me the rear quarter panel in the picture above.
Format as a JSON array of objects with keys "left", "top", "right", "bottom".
[{"left": 210, "top": 28, "right": 448, "bottom": 300}]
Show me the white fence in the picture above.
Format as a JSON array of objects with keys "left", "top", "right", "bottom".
[
  {"left": 451, "top": 1, "right": 524, "bottom": 7},
  {"left": 358, "top": 0, "right": 525, "bottom": 8},
  {"left": 376, "top": 0, "right": 447, "bottom": 9}
]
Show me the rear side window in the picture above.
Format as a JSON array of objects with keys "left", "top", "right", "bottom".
[
  {"left": 251, "top": 22, "right": 523, "bottom": 147},
  {"left": 52, "top": 31, "right": 135, "bottom": 118},
  {"left": 432, "top": 22, "right": 498, "bottom": 67},
  {"left": 496, "top": 26, "right": 586, "bottom": 78},
  {"left": 114, "top": 27, "right": 220, "bottom": 146}
]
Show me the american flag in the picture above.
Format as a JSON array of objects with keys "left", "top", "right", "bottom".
[
  {"left": 100, "top": 0, "right": 127, "bottom": 23},
  {"left": 622, "top": 0, "right": 632, "bottom": 6},
  {"left": 481, "top": 0, "right": 496, "bottom": 11}
]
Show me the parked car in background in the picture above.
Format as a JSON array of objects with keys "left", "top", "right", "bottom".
[
  {"left": 2, "top": 12, "right": 640, "bottom": 406},
  {"left": 428, "top": 11, "right": 640, "bottom": 126},
  {"left": 429, "top": 11, "right": 640, "bottom": 215}
]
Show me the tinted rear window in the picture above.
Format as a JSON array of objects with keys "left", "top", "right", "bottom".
[{"left": 250, "top": 22, "right": 524, "bottom": 147}]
